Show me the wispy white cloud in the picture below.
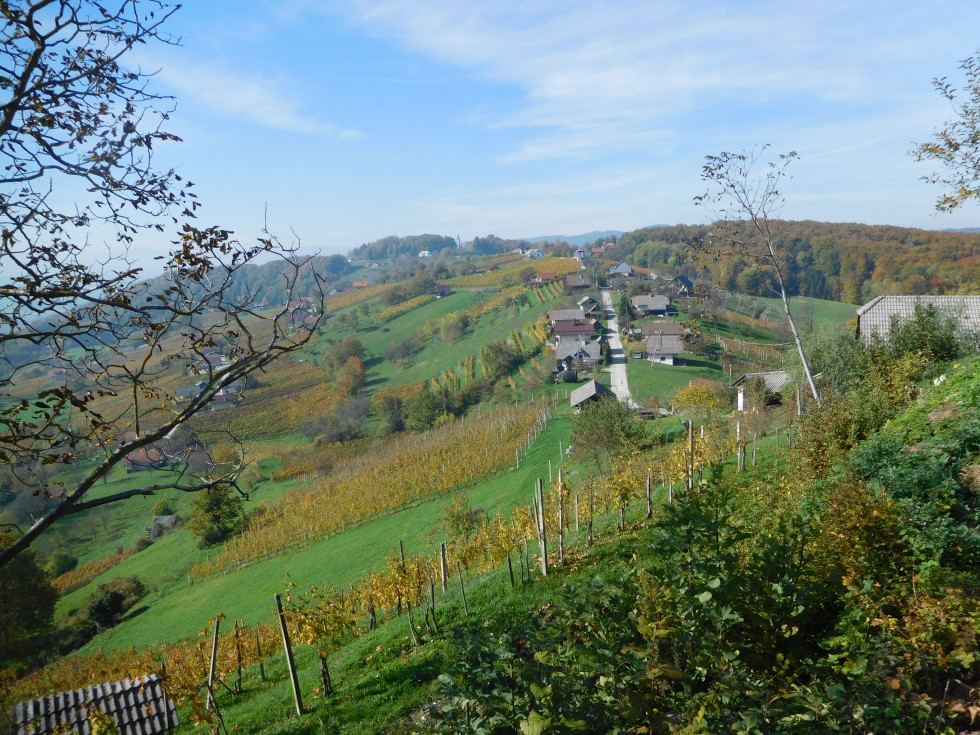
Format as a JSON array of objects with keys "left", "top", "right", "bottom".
[
  {"left": 306, "top": 0, "right": 971, "bottom": 163},
  {"left": 154, "top": 61, "right": 364, "bottom": 139}
]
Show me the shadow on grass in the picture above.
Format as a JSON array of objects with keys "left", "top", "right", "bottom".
[{"left": 681, "top": 357, "right": 721, "bottom": 370}]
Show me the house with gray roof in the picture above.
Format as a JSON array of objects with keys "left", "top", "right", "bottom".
[
  {"left": 577, "top": 296, "right": 598, "bottom": 315},
  {"left": 556, "top": 339, "right": 601, "bottom": 370},
  {"left": 548, "top": 308, "right": 586, "bottom": 324},
  {"left": 563, "top": 274, "right": 592, "bottom": 290},
  {"left": 644, "top": 334, "right": 685, "bottom": 365},
  {"left": 631, "top": 294, "right": 670, "bottom": 316},
  {"left": 609, "top": 260, "right": 635, "bottom": 277},
  {"left": 855, "top": 295, "right": 980, "bottom": 346}
]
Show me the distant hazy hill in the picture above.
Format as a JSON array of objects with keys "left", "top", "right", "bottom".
[{"left": 523, "top": 230, "right": 626, "bottom": 246}]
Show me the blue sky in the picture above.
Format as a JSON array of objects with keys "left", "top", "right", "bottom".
[{"left": 133, "top": 0, "right": 980, "bottom": 258}]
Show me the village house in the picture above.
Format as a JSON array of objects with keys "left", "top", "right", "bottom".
[
  {"left": 524, "top": 248, "right": 545, "bottom": 259},
  {"left": 552, "top": 319, "right": 600, "bottom": 344},
  {"left": 124, "top": 446, "right": 168, "bottom": 473},
  {"left": 631, "top": 294, "right": 670, "bottom": 316},
  {"left": 665, "top": 274, "right": 694, "bottom": 296},
  {"left": 434, "top": 285, "right": 453, "bottom": 298},
  {"left": 644, "top": 333, "right": 685, "bottom": 365},
  {"left": 548, "top": 308, "right": 585, "bottom": 325},
  {"left": 639, "top": 321, "right": 687, "bottom": 338},
  {"left": 555, "top": 339, "right": 601, "bottom": 371},
  {"left": 577, "top": 296, "right": 599, "bottom": 316},
  {"left": 563, "top": 274, "right": 592, "bottom": 291},
  {"left": 609, "top": 260, "right": 635, "bottom": 278},
  {"left": 530, "top": 272, "right": 557, "bottom": 284},
  {"left": 573, "top": 248, "right": 592, "bottom": 263}
]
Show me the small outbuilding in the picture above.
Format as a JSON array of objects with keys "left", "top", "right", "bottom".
[
  {"left": 730, "top": 370, "right": 792, "bottom": 411},
  {"left": 570, "top": 379, "right": 615, "bottom": 409}
]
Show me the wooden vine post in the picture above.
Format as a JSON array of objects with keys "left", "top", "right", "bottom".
[
  {"left": 206, "top": 617, "right": 220, "bottom": 712},
  {"left": 687, "top": 420, "right": 695, "bottom": 491},
  {"left": 557, "top": 468, "right": 565, "bottom": 564},
  {"left": 456, "top": 561, "right": 470, "bottom": 618},
  {"left": 274, "top": 593, "right": 304, "bottom": 716},
  {"left": 645, "top": 470, "right": 652, "bottom": 519},
  {"left": 440, "top": 542, "right": 448, "bottom": 593},
  {"left": 535, "top": 478, "right": 548, "bottom": 576}
]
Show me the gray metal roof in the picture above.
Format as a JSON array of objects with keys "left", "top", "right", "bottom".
[
  {"left": 570, "top": 379, "right": 615, "bottom": 407},
  {"left": 9, "top": 675, "right": 178, "bottom": 735},
  {"left": 548, "top": 309, "right": 585, "bottom": 322},
  {"left": 730, "top": 370, "right": 792, "bottom": 392},
  {"left": 631, "top": 295, "right": 670, "bottom": 310},
  {"left": 644, "top": 334, "right": 685, "bottom": 355},
  {"left": 855, "top": 295, "right": 980, "bottom": 345},
  {"left": 556, "top": 340, "right": 601, "bottom": 362},
  {"left": 609, "top": 260, "right": 634, "bottom": 275}
]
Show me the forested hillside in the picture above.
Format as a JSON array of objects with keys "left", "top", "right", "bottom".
[
  {"left": 349, "top": 234, "right": 458, "bottom": 261},
  {"left": 617, "top": 221, "right": 980, "bottom": 302}
]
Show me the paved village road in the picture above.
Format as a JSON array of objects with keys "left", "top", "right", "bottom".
[{"left": 601, "top": 289, "right": 639, "bottom": 408}]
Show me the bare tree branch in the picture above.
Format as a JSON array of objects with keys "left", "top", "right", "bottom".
[
  {"left": 0, "top": 2, "right": 326, "bottom": 568},
  {"left": 691, "top": 146, "right": 821, "bottom": 405}
]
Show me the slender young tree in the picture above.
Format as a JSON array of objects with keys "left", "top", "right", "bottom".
[
  {"left": 0, "top": 1, "right": 323, "bottom": 568},
  {"left": 691, "top": 147, "right": 821, "bottom": 405}
]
